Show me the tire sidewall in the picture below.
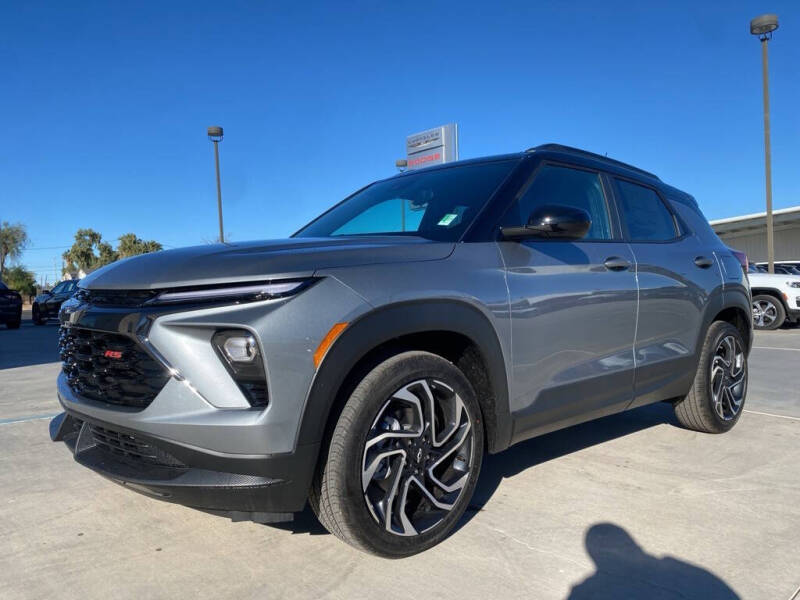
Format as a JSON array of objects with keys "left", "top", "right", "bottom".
[{"left": 333, "top": 352, "right": 484, "bottom": 558}]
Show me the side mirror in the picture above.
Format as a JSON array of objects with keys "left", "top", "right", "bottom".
[
  {"left": 42, "top": 289, "right": 52, "bottom": 295},
  {"left": 501, "top": 204, "right": 592, "bottom": 241}
]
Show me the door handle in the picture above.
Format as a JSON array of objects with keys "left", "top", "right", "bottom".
[
  {"left": 694, "top": 256, "right": 714, "bottom": 269},
  {"left": 604, "top": 257, "right": 631, "bottom": 271}
]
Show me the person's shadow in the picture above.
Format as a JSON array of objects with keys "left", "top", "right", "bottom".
[{"left": 568, "top": 523, "right": 740, "bottom": 599}]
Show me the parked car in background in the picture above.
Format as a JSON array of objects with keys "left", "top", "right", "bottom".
[
  {"left": 747, "top": 264, "right": 800, "bottom": 330},
  {"left": 755, "top": 261, "right": 800, "bottom": 276},
  {"left": 0, "top": 281, "right": 22, "bottom": 329},
  {"left": 32, "top": 279, "right": 80, "bottom": 325},
  {"left": 51, "top": 144, "right": 752, "bottom": 557}
]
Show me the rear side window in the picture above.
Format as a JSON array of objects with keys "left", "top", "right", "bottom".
[
  {"left": 615, "top": 180, "right": 678, "bottom": 241},
  {"left": 503, "top": 164, "right": 612, "bottom": 240}
]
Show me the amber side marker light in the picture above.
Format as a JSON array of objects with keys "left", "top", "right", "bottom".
[{"left": 314, "top": 322, "right": 349, "bottom": 368}]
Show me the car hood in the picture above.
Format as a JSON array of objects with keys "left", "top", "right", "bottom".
[{"left": 80, "top": 237, "right": 455, "bottom": 290}]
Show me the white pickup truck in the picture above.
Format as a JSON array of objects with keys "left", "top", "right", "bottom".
[{"left": 747, "top": 263, "right": 800, "bottom": 329}]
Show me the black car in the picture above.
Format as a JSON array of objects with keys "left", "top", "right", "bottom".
[
  {"left": 0, "top": 281, "right": 22, "bottom": 329},
  {"left": 32, "top": 279, "right": 79, "bottom": 325}
]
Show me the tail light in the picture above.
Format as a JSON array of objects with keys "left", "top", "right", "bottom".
[{"left": 729, "top": 248, "right": 748, "bottom": 274}]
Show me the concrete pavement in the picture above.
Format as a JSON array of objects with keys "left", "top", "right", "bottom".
[{"left": 0, "top": 317, "right": 798, "bottom": 599}]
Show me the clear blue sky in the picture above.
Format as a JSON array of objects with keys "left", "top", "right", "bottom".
[{"left": 2, "top": 1, "right": 798, "bottom": 284}]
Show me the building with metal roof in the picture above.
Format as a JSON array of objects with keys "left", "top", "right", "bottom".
[{"left": 710, "top": 206, "right": 800, "bottom": 261}]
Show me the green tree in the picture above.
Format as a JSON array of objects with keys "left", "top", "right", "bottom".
[
  {"left": 0, "top": 221, "right": 29, "bottom": 280},
  {"left": 4, "top": 265, "right": 36, "bottom": 298},
  {"left": 117, "top": 233, "right": 163, "bottom": 258},
  {"left": 62, "top": 229, "right": 119, "bottom": 275}
]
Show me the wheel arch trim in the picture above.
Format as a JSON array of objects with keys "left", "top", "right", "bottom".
[
  {"left": 295, "top": 299, "right": 512, "bottom": 454},
  {"left": 750, "top": 287, "right": 789, "bottom": 311}
]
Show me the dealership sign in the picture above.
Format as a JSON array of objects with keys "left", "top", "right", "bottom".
[{"left": 405, "top": 124, "right": 459, "bottom": 170}]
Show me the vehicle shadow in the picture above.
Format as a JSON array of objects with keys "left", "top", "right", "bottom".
[
  {"left": 462, "top": 401, "right": 679, "bottom": 523},
  {"left": 271, "top": 402, "right": 680, "bottom": 537},
  {"left": 0, "top": 319, "right": 61, "bottom": 370},
  {"left": 0, "top": 312, "right": 61, "bottom": 370},
  {"left": 567, "top": 522, "right": 740, "bottom": 599}
]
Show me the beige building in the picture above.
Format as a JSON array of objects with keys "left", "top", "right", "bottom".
[{"left": 710, "top": 206, "right": 800, "bottom": 262}]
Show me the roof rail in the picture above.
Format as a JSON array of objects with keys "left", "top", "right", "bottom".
[{"left": 525, "top": 143, "right": 660, "bottom": 180}]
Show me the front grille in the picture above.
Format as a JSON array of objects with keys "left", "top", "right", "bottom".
[
  {"left": 59, "top": 326, "right": 170, "bottom": 409},
  {"left": 75, "top": 288, "right": 159, "bottom": 307},
  {"left": 89, "top": 424, "right": 185, "bottom": 468}
]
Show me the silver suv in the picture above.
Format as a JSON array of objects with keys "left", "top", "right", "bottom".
[{"left": 51, "top": 144, "right": 752, "bottom": 557}]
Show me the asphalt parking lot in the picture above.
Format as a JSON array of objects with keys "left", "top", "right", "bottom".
[{"left": 1, "top": 316, "right": 798, "bottom": 600}]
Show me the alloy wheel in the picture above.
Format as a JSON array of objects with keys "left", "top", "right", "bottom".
[
  {"left": 752, "top": 299, "right": 777, "bottom": 328},
  {"left": 361, "top": 379, "right": 474, "bottom": 536},
  {"left": 709, "top": 335, "right": 746, "bottom": 421}
]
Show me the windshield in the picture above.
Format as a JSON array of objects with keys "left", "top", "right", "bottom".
[{"left": 294, "top": 160, "right": 517, "bottom": 242}]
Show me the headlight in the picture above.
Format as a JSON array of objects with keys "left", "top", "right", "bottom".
[
  {"left": 145, "top": 279, "right": 312, "bottom": 305},
  {"left": 786, "top": 281, "right": 800, "bottom": 289}
]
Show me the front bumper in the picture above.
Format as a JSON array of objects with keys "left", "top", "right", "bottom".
[{"left": 50, "top": 411, "right": 318, "bottom": 521}]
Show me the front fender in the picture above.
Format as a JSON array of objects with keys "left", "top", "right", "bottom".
[{"left": 295, "top": 299, "right": 512, "bottom": 454}]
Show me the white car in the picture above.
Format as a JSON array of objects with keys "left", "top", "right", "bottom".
[{"left": 747, "top": 263, "right": 800, "bottom": 329}]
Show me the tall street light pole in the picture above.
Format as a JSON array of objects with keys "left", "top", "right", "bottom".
[
  {"left": 750, "top": 14, "right": 779, "bottom": 274},
  {"left": 207, "top": 126, "right": 225, "bottom": 243}
]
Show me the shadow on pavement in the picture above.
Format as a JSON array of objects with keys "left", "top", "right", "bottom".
[
  {"left": 269, "top": 402, "right": 680, "bottom": 537},
  {"left": 567, "top": 523, "right": 739, "bottom": 599},
  {"left": 0, "top": 320, "right": 61, "bottom": 370},
  {"left": 464, "top": 402, "right": 679, "bottom": 519}
]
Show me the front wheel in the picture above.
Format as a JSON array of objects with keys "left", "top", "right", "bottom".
[
  {"left": 752, "top": 294, "right": 785, "bottom": 330},
  {"left": 310, "top": 351, "right": 484, "bottom": 558},
  {"left": 674, "top": 321, "right": 747, "bottom": 433},
  {"left": 32, "top": 304, "right": 45, "bottom": 326}
]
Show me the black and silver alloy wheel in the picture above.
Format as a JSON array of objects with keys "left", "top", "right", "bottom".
[
  {"left": 709, "top": 335, "right": 746, "bottom": 421},
  {"left": 362, "top": 379, "right": 474, "bottom": 536},
  {"left": 674, "top": 320, "right": 748, "bottom": 433},
  {"left": 310, "top": 351, "right": 483, "bottom": 557}
]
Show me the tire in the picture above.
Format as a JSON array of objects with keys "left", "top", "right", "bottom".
[
  {"left": 674, "top": 321, "right": 748, "bottom": 433},
  {"left": 6, "top": 319, "right": 21, "bottom": 329},
  {"left": 310, "top": 351, "right": 484, "bottom": 558},
  {"left": 32, "top": 304, "right": 45, "bottom": 326},
  {"left": 752, "top": 294, "right": 785, "bottom": 330}
]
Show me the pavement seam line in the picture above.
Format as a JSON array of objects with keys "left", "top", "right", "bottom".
[
  {"left": 0, "top": 413, "right": 59, "bottom": 426},
  {"left": 752, "top": 346, "right": 800, "bottom": 352},
  {"left": 743, "top": 409, "right": 800, "bottom": 422}
]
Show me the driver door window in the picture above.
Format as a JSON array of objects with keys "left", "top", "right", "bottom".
[{"left": 504, "top": 164, "right": 612, "bottom": 240}]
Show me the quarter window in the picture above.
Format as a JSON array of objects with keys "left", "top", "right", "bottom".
[
  {"left": 503, "top": 165, "right": 612, "bottom": 240},
  {"left": 615, "top": 180, "right": 678, "bottom": 241}
]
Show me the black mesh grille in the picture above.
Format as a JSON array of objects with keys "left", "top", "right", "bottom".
[
  {"left": 75, "top": 288, "right": 159, "bottom": 307},
  {"left": 59, "top": 326, "right": 170, "bottom": 409},
  {"left": 89, "top": 424, "right": 185, "bottom": 468}
]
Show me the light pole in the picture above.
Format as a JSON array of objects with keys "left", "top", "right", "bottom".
[
  {"left": 750, "top": 14, "right": 779, "bottom": 273},
  {"left": 207, "top": 126, "right": 225, "bottom": 243}
]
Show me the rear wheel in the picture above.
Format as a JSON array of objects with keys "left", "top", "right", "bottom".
[
  {"left": 32, "top": 304, "right": 45, "bottom": 326},
  {"left": 6, "top": 319, "right": 20, "bottom": 329},
  {"left": 310, "top": 351, "right": 483, "bottom": 558},
  {"left": 674, "top": 321, "right": 747, "bottom": 433},
  {"left": 752, "top": 294, "right": 785, "bottom": 330}
]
